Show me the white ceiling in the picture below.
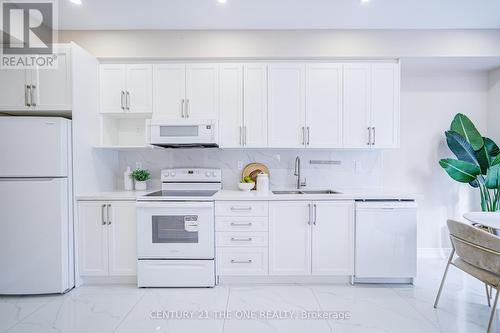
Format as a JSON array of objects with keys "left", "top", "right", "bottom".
[{"left": 59, "top": 0, "right": 500, "bottom": 30}]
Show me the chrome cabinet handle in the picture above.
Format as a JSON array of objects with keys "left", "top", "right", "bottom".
[
  {"left": 31, "top": 85, "right": 36, "bottom": 106},
  {"left": 230, "top": 222, "right": 252, "bottom": 226},
  {"left": 126, "top": 91, "right": 130, "bottom": 111},
  {"left": 301, "top": 126, "right": 305, "bottom": 145},
  {"left": 107, "top": 204, "right": 112, "bottom": 225},
  {"left": 372, "top": 127, "right": 376, "bottom": 146},
  {"left": 231, "top": 259, "right": 253, "bottom": 264},
  {"left": 313, "top": 204, "right": 317, "bottom": 225},
  {"left": 230, "top": 237, "right": 253, "bottom": 242},
  {"left": 243, "top": 126, "right": 247, "bottom": 146},
  {"left": 367, "top": 127, "right": 372, "bottom": 146},
  {"left": 181, "top": 99, "right": 185, "bottom": 118},
  {"left": 307, "top": 203, "right": 311, "bottom": 225},
  {"left": 239, "top": 126, "right": 242, "bottom": 146},
  {"left": 25, "top": 85, "right": 31, "bottom": 107},
  {"left": 306, "top": 126, "right": 310, "bottom": 146},
  {"left": 121, "top": 91, "right": 125, "bottom": 110},
  {"left": 230, "top": 206, "right": 252, "bottom": 211},
  {"left": 101, "top": 204, "right": 107, "bottom": 225},
  {"left": 185, "top": 99, "right": 190, "bottom": 118}
]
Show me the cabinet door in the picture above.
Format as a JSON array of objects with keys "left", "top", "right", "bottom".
[
  {"left": 32, "top": 49, "right": 71, "bottom": 110},
  {"left": 269, "top": 201, "right": 311, "bottom": 275},
  {"left": 343, "top": 63, "right": 371, "bottom": 148},
  {"left": 99, "top": 64, "right": 126, "bottom": 114},
  {"left": 0, "top": 68, "right": 30, "bottom": 110},
  {"left": 125, "top": 64, "right": 153, "bottom": 114},
  {"left": 186, "top": 64, "right": 219, "bottom": 119},
  {"left": 268, "top": 63, "right": 306, "bottom": 148},
  {"left": 153, "top": 64, "right": 186, "bottom": 119},
  {"left": 371, "top": 63, "right": 400, "bottom": 148},
  {"left": 78, "top": 201, "right": 108, "bottom": 276},
  {"left": 243, "top": 63, "right": 268, "bottom": 148},
  {"left": 311, "top": 201, "right": 354, "bottom": 276},
  {"left": 108, "top": 202, "right": 137, "bottom": 276},
  {"left": 306, "top": 64, "right": 343, "bottom": 148},
  {"left": 219, "top": 64, "right": 243, "bottom": 148}
]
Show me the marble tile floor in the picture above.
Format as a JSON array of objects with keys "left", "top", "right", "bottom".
[{"left": 1, "top": 258, "right": 498, "bottom": 333}]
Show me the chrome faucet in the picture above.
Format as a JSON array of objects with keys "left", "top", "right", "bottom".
[{"left": 294, "top": 156, "right": 307, "bottom": 189}]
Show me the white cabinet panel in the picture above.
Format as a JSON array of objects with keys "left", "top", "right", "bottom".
[
  {"left": 343, "top": 63, "right": 371, "bottom": 148},
  {"left": 216, "top": 232, "right": 268, "bottom": 247},
  {"left": 268, "top": 63, "right": 306, "bottom": 148},
  {"left": 32, "top": 50, "right": 71, "bottom": 110},
  {"left": 108, "top": 202, "right": 137, "bottom": 276},
  {"left": 371, "top": 63, "right": 400, "bottom": 148},
  {"left": 311, "top": 201, "right": 354, "bottom": 276},
  {"left": 219, "top": 64, "right": 243, "bottom": 147},
  {"left": 186, "top": 64, "right": 219, "bottom": 119},
  {"left": 78, "top": 202, "right": 108, "bottom": 276},
  {"left": 125, "top": 64, "right": 153, "bottom": 113},
  {"left": 153, "top": 64, "right": 186, "bottom": 119},
  {"left": 306, "top": 63, "right": 343, "bottom": 148},
  {"left": 99, "top": 64, "right": 126, "bottom": 114},
  {"left": 269, "top": 201, "right": 311, "bottom": 275},
  {"left": 216, "top": 201, "right": 268, "bottom": 217},
  {"left": 215, "top": 216, "right": 268, "bottom": 232},
  {"left": 0, "top": 69, "right": 29, "bottom": 110},
  {"left": 217, "top": 247, "right": 268, "bottom": 276},
  {"left": 243, "top": 63, "right": 268, "bottom": 148}
]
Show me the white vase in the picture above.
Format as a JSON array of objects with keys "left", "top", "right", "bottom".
[{"left": 134, "top": 180, "right": 147, "bottom": 191}]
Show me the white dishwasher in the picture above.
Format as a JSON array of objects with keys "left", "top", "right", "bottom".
[{"left": 354, "top": 200, "right": 417, "bottom": 284}]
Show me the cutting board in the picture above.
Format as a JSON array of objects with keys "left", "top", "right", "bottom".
[{"left": 242, "top": 163, "right": 270, "bottom": 190}]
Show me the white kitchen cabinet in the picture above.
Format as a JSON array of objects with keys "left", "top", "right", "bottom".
[
  {"left": 99, "top": 64, "right": 152, "bottom": 114},
  {"left": 269, "top": 201, "right": 311, "bottom": 275},
  {"left": 268, "top": 63, "right": 306, "bottom": 148},
  {"left": 311, "top": 201, "right": 354, "bottom": 276},
  {"left": 305, "top": 63, "right": 343, "bottom": 148},
  {"left": 219, "top": 63, "right": 268, "bottom": 148},
  {"left": 0, "top": 47, "right": 71, "bottom": 111},
  {"left": 186, "top": 64, "right": 219, "bottom": 119},
  {"left": 78, "top": 200, "right": 137, "bottom": 277},
  {"left": 153, "top": 64, "right": 186, "bottom": 119},
  {"left": 343, "top": 62, "right": 400, "bottom": 148},
  {"left": 269, "top": 200, "right": 354, "bottom": 276}
]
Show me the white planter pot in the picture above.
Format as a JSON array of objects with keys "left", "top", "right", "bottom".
[{"left": 134, "top": 180, "right": 147, "bottom": 191}]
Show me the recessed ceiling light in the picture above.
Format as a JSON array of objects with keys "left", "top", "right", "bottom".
[
  {"left": 217, "top": 0, "right": 227, "bottom": 4},
  {"left": 70, "top": 0, "right": 82, "bottom": 5},
  {"left": 361, "top": 0, "right": 370, "bottom": 3}
]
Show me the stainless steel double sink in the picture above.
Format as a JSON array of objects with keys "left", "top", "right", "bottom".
[{"left": 272, "top": 190, "right": 342, "bottom": 195}]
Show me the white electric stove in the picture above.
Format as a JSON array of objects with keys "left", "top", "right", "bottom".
[{"left": 136, "top": 168, "right": 221, "bottom": 287}]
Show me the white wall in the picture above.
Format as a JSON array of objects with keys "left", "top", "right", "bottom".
[
  {"left": 384, "top": 69, "right": 490, "bottom": 252},
  {"left": 488, "top": 67, "right": 500, "bottom": 143}
]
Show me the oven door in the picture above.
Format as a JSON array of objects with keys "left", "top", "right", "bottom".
[{"left": 137, "top": 202, "right": 214, "bottom": 259}]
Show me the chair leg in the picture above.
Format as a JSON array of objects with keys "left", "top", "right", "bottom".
[
  {"left": 487, "top": 287, "right": 499, "bottom": 333},
  {"left": 434, "top": 249, "right": 455, "bottom": 309},
  {"left": 486, "top": 284, "right": 492, "bottom": 307}
]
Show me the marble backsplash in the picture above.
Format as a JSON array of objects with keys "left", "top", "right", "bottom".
[{"left": 117, "top": 149, "right": 384, "bottom": 192}]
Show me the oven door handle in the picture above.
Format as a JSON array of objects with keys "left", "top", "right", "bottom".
[{"left": 136, "top": 201, "right": 214, "bottom": 209}]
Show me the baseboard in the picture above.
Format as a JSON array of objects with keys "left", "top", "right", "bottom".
[
  {"left": 79, "top": 276, "right": 137, "bottom": 285},
  {"left": 218, "top": 275, "right": 351, "bottom": 285},
  {"left": 417, "top": 248, "right": 452, "bottom": 259}
]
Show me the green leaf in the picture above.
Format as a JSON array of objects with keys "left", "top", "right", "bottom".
[
  {"left": 450, "top": 113, "right": 484, "bottom": 151},
  {"left": 493, "top": 154, "right": 500, "bottom": 166},
  {"left": 485, "top": 138, "right": 500, "bottom": 157},
  {"left": 475, "top": 137, "right": 500, "bottom": 174},
  {"left": 469, "top": 179, "right": 480, "bottom": 188},
  {"left": 446, "top": 131, "right": 478, "bottom": 165},
  {"left": 439, "top": 158, "right": 481, "bottom": 183},
  {"left": 485, "top": 164, "right": 500, "bottom": 189}
]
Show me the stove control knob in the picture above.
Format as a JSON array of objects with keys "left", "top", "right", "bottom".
[
  {"left": 205, "top": 171, "right": 211, "bottom": 177},
  {"left": 212, "top": 171, "right": 217, "bottom": 177},
  {"left": 164, "top": 172, "right": 170, "bottom": 177},
  {"left": 170, "top": 171, "right": 176, "bottom": 177}
]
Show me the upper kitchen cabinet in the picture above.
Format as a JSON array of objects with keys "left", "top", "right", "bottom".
[
  {"left": 99, "top": 64, "right": 153, "bottom": 114},
  {"left": 0, "top": 46, "right": 72, "bottom": 112},
  {"left": 305, "top": 63, "right": 343, "bottom": 148},
  {"left": 343, "top": 62, "right": 400, "bottom": 149},
  {"left": 219, "top": 63, "right": 268, "bottom": 148},
  {"left": 152, "top": 63, "right": 219, "bottom": 120},
  {"left": 268, "top": 63, "right": 306, "bottom": 148}
]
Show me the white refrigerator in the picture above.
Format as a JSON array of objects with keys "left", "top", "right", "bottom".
[{"left": 0, "top": 117, "right": 74, "bottom": 294}]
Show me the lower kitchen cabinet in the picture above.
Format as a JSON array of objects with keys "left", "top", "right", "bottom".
[
  {"left": 77, "top": 201, "right": 137, "bottom": 277},
  {"left": 269, "top": 200, "right": 354, "bottom": 276}
]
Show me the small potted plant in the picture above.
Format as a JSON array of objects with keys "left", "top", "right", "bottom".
[{"left": 131, "top": 168, "right": 151, "bottom": 191}]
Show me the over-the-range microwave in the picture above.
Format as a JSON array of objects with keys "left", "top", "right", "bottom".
[{"left": 147, "top": 119, "right": 219, "bottom": 148}]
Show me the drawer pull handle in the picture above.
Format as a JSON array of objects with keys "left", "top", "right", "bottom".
[
  {"left": 231, "top": 259, "right": 253, "bottom": 264},
  {"left": 230, "top": 237, "right": 253, "bottom": 242},
  {"left": 230, "top": 222, "right": 253, "bottom": 226},
  {"left": 230, "top": 207, "right": 252, "bottom": 211}
]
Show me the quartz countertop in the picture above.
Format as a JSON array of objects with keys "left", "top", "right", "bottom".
[{"left": 76, "top": 191, "right": 150, "bottom": 201}]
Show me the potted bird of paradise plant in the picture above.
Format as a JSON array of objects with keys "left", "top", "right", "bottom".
[{"left": 439, "top": 113, "right": 500, "bottom": 211}]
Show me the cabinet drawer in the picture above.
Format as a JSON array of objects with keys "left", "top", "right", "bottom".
[
  {"left": 216, "top": 216, "right": 268, "bottom": 232},
  {"left": 217, "top": 247, "right": 268, "bottom": 276},
  {"left": 216, "top": 201, "right": 268, "bottom": 217},
  {"left": 216, "top": 232, "right": 268, "bottom": 247}
]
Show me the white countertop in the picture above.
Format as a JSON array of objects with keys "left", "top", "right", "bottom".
[{"left": 77, "top": 189, "right": 420, "bottom": 201}]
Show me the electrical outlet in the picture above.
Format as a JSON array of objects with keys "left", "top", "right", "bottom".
[{"left": 237, "top": 161, "right": 243, "bottom": 170}]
